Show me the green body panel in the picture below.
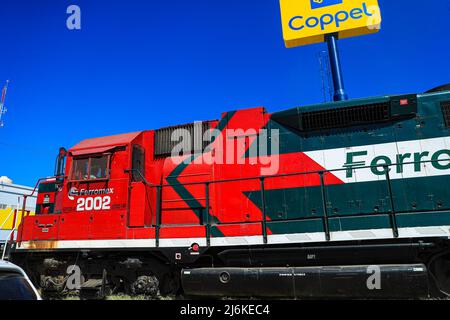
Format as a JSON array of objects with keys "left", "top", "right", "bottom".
[
  {"left": 35, "top": 182, "right": 57, "bottom": 214},
  {"left": 265, "top": 211, "right": 450, "bottom": 235},
  {"left": 329, "top": 215, "right": 391, "bottom": 232},
  {"left": 37, "top": 182, "right": 57, "bottom": 193},
  {"left": 267, "top": 219, "right": 325, "bottom": 234},
  {"left": 245, "top": 176, "right": 450, "bottom": 223},
  {"left": 164, "top": 91, "right": 450, "bottom": 239},
  {"left": 241, "top": 91, "right": 450, "bottom": 237},
  {"left": 249, "top": 91, "right": 450, "bottom": 156},
  {"left": 396, "top": 211, "right": 450, "bottom": 229}
]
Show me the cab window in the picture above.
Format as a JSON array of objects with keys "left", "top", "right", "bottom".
[
  {"left": 72, "top": 158, "right": 89, "bottom": 180},
  {"left": 90, "top": 156, "right": 108, "bottom": 179},
  {"left": 71, "top": 155, "right": 110, "bottom": 181}
]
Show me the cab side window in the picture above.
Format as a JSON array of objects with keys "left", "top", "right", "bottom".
[
  {"left": 71, "top": 155, "right": 110, "bottom": 181},
  {"left": 90, "top": 156, "right": 108, "bottom": 179},
  {"left": 132, "top": 145, "right": 145, "bottom": 182},
  {"left": 72, "top": 158, "right": 89, "bottom": 180}
]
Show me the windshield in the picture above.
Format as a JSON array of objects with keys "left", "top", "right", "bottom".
[{"left": 0, "top": 272, "right": 37, "bottom": 300}]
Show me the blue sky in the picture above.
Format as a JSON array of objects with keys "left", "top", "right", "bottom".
[{"left": 0, "top": 0, "right": 449, "bottom": 186}]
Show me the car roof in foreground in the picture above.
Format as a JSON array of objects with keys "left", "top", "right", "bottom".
[
  {"left": 0, "top": 260, "right": 26, "bottom": 276},
  {"left": 0, "top": 260, "right": 42, "bottom": 300}
]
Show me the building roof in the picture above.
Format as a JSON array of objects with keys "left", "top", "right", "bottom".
[
  {"left": 0, "top": 182, "right": 35, "bottom": 192},
  {"left": 0, "top": 176, "right": 12, "bottom": 184},
  {"left": 0, "top": 181, "right": 37, "bottom": 208}
]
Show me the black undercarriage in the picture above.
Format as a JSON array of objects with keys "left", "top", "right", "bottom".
[{"left": 9, "top": 237, "right": 450, "bottom": 299}]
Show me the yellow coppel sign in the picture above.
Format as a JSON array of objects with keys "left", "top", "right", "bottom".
[{"left": 280, "top": 0, "right": 382, "bottom": 48}]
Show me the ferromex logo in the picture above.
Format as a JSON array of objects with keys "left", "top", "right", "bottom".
[
  {"left": 305, "top": 137, "right": 450, "bottom": 184},
  {"left": 68, "top": 187, "right": 114, "bottom": 200},
  {"left": 344, "top": 149, "right": 450, "bottom": 178},
  {"left": 279, "top": 0, "right": 381, "bottom": 47}
]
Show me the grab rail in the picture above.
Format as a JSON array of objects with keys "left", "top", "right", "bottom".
[
  {"left": 125, "top": 158, "right": 450, "bottom": 246},
  {"left": 21, "top": 158, "right": 449, "bottom": 249},
  {"left": 0, "top": 207, "right": 15, "bottom": 230},
  {"left": 1, "top": 209, "right": 28, "bottom": 260}
]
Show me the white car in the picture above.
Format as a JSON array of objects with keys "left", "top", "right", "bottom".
[{"left": 0, "top": 260, "right": 41, "bottom": 300}]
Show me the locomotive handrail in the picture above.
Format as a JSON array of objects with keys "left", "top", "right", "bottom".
[
  {"left": 260, "top": 178, "right": 268, "bottom": 244},
  {"left": 1, "top": 207, "right": 17, "bottom": 260},
  {"left": 20, "top": 177, "right": 54, "bottom": 216},
  {"left": 155, "top": 158, "right": 448, "bottom": 243},
  {"left": 2, "top": 209, "right": 30, "bottom": 260},
  {"left": 384, "top": 165, "right": 399, "bottom": 238},
  {"left": 0, "top": 207, "right": 15, "bottom": 230},
  {"left": 122, "top": 158, "right": 447, "bottom": 245},
  {"left": 26, "top": 177, "right": 52, "bottom": 198},
  {"left": 318, "top": 172, "right": 331, "bottom": 241},
  {"left": 160, "top": 158, "right": 449, "bottom": 188},
  {"left": 17, "top": 158, "right": 448, "bottom": 247},
  {"left": 124, "top": 169, "right": 158, "bottom": 187},
  {"left": 204, "top": 182, "right": 211, "bottom": 246},
  {"left": 14, "top": 177, "right": 56, "bottom": 247},
  {"left": 124, "top": 168, "right": 162, "bottom": 246}
]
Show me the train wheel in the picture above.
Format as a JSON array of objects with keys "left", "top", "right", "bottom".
[
  {"left": 131, "top": 275, "right": 159, "bottom": 298},
  {"left": 428, "top": 250, "right": 450, "bottom": 298},
  {"left": 159, "top": 272, "right": 181, "bottom": 296}
]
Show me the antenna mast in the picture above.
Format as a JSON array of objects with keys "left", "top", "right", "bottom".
[
  {"left": 0, "top": 80, "right": 10, "bottom": 127},
  {"left": 317, "top": 50, "right": 333, "bottom": 103}
]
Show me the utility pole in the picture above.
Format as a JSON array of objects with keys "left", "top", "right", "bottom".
[{"left": 325, "top": 34, "right": 348, "bottom": 102}]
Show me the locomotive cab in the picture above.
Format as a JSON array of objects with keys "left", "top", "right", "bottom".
[
  {"left": 63, "top": 131, "right": 154, "bottom": 224},
  {"left": 29, "top": 131, "right": 156, "bottom": 242}
]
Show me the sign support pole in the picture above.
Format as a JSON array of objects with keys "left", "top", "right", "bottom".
[{"left": 326, "top": 33, "right": 348, "bottom": 101}]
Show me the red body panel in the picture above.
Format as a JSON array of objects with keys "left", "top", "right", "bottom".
[{"left": 17, "top": 108, "right": 343, "bottom": 247}]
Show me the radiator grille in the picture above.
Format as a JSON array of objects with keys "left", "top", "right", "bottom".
[
  {"left": 154, "top": 121, "right": 212, "bottom": 157},
  {"left": 300, "top": 102, "right": 390, "bottom": 132}
]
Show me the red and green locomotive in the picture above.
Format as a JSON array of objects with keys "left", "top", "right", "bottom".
[{"left": 9, "top": 86, "right": 450, "bottom": 298}]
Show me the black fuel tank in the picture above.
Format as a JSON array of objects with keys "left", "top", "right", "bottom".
[{"left": 181, "top": 264, "right": 429, "bottom": 299}]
